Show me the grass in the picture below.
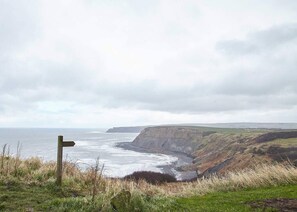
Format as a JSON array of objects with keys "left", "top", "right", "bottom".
[
  {"left": 155, "top": 125, "right": 272, "bottom": 134},
  {"left": 0, "top": 179, "right": 173, "bottom": 212},
  {"left": 172, "top": 184, "right": 297, "bottom": 211},
  {"left": 1, "top": 180, "right": 296, "bottom": 211},
  {"left": 158, "top": 163, "right": 297, "bottom": 196},
  {"left": 264, "top": 137, "right": 297, "bottom": 147},
  {"left": 1, "top": 143, "right": 297, "bottom": 211},
  {"left": 0, "top": 182, "right": 66, "bottom": 211}
]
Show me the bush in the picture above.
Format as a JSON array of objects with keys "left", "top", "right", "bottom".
[
  {"left": 123, "top": 171, "right": 176, "bottom": 185},
  {"left": 24, "top": 157, "right": 42, "bottom": 171}
]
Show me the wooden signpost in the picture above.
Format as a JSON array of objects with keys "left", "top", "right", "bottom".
[{"left": 56, "top": 135, "right": 75, "bottom": 186}]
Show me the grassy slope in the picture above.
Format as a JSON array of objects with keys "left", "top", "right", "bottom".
[
  {"left": 264, "top": 138, "right": 297, "bottom": 147},
  {"left": 1, "top": 182, "right": 296, "bottom": 211},
  {"left": 0, "top": 181, "right": 109, "bottom": 211},
  {"left": 0, "top": 182, "right": 60, "bottom": 211},
  {"left": 0, "top": 180, "right": 90, "bottom": 211},
  {"left": 172, "top": 184, "right": 297, "bottom": 211},
  {"left": 191, "top": 128, "right": 297, "bottom": 175}
]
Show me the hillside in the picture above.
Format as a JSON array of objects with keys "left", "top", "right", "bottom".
[{"left": 130, "top": 126, "right": 297, "bottom": 177}]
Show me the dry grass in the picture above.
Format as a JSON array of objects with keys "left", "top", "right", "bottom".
[
  {"left": 159, "top": 163, "right": 297, "bottom": 196},
  {"left": 1, "top": 143, "right": 297, "bottom": 200}
]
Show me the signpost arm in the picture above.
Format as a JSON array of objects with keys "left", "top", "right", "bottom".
[{"left": 56, "top": 135, "right": 63, "bottom": 186}]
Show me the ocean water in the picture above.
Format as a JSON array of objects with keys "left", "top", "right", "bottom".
[{"left": 0, "top": 128, "right": 177, "bottom": 177}]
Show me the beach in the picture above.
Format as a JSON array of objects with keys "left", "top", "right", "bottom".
[{"left": 116, "top": 142, "right": 198, "bottom": 180}]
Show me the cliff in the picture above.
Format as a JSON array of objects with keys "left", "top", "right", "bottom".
[
  {"left": 132, "top": 126, "right": 215, "bottom": 156},
  {"left": 130, "top": 126, "right": 297, "bottom": 177}
]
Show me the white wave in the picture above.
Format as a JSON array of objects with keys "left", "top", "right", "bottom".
[
  {"left": 103, "top": 163, "right": 163, "bottom": 178},
  {"left": 75, "top": 140, "right": 91, "bottom": 146}
]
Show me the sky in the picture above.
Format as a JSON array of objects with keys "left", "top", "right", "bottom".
[{"left": 1, "top": 0, "right": 297, "bottom": 128}]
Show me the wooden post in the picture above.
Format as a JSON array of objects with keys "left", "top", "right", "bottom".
[
  {"left": 56, "top": 135, "right": 63, "bottom": 186},
  {"left": 56, "top": 135, "right": 75, "bottom": 186}
]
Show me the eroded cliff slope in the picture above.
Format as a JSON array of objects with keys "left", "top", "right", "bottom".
[
  {"left": 132, "top": 126, "right": 214, "bottom": 156},
  {"left": 131, "top": 126, "right": 297, "bottom": 177}
]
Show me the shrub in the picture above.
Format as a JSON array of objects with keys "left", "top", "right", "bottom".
[
  {"left": 123, "top": 171, "right": 176, "bottom": 185},
  {"left": 24, "top": 157, "right": 42, "bottom": 171}
]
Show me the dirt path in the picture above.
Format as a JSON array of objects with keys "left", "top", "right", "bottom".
[{"left": 249, "top": 198, "right": 297, "bottom": 212}]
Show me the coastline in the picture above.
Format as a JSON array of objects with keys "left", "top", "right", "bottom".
[{"left": 116, "top": 142, "right": 197, "bottom": 181}]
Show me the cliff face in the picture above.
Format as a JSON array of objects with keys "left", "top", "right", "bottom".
[
  {"left": 131, "top": 126, "right": 297, "bottom": 177},
  {"left": 132, "top": 127, "right": 212, "bottom": 156}
]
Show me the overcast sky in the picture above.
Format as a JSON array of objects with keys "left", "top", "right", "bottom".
[{"left": 1, "top": 0, "right": 297, "bottom": 128}]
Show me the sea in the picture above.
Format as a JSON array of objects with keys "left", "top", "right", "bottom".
[{"left": 0, "top": 128, "right": 178, "bottom": 178}]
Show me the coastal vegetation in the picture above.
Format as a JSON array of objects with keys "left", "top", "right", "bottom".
[
  {"left": 123, "top": 171, "right": 177, "bottom": 185},
  {"left": 0, "top": 149, "right": 297, "bottom": 211}
]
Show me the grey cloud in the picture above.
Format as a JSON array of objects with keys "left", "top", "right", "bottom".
[
  {"left": 216, "top": 23, "right": 297, "bottom": 55},
  {"left": 216, "top": 40, "right": 257, "bottom": 55},
  {"left": 0, "top": 0, "right": 42, "bottom": 112},
  {"left": 0, "top": 92, "right": 35, "bottom": 113},
  {"left": 96, "top": 25, "right": 297, "bottom": 113},
  {"left": 1, "top": 1, "right": 297, "bottom": 125},
  {"left": 0, "top": 1, "right": 40, "bottom": 55},
  {"left": 95, "top": 77, "right": 297, "bottom": 114},
  {"left": 0, "top": 58, "right": 99, "bottom": 113},
  {"left": 252, "top": 23, "right": 297, "bottom": 45},
  {"left": 214, "top": 64, "right": 297, "bottom": 96},
  {"left": 212, "top": 23, "right": 297, "bottom": 102},
  {"left": 1, "top": 48, "right": 296, "bottom": 116},
  {"left": 148, "top": 94, "right": 297, "bottom": 113},
  {"left": 100, "top": 80, "right": 209, "bottom": 105}
]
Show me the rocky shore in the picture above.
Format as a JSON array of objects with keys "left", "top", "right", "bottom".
[{"left": 116, "top": 142, "right": 197, "bottom": 181}]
